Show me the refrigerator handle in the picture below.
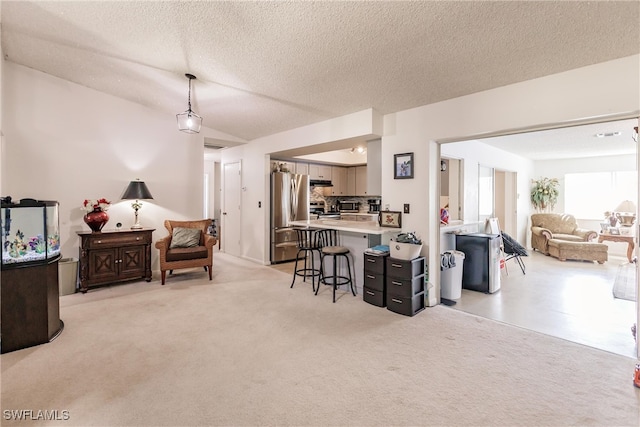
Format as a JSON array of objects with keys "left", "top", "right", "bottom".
[{"left": 290, "top": 176, "right": 298, "bottom": 220}]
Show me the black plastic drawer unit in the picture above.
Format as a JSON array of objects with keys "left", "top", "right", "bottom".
[
  {"left": 386, "top": 256, "right": 426, "bottom": 316},
  {"left": 386, "top": 275, "right": 425, "bottom": 298},
  {"left": 363, "top": 286, "right": 386, "bottom": 307},
  {"left": 364, "top": 271, "right": 385, "bottom": 292},
  {"left": 363, "top": 253, "right": 389, "bottom": 307},
  {"left": 364, "top": 253, "right": 386, "bottom": 274},
  {"left": 386, "top": 293, "right": 425, "bottom": 316},
  {"left": 386, "top": 257, "right": 426, "bottom": 280}
]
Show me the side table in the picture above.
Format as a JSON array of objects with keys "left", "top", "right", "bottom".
[
  {"left": 598, "top": 232, "right": 635, "bottom": 263},
  {"left": 77, "top": 228, "right": 154, "bottom": 293}
]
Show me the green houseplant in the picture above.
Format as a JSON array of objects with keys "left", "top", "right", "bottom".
[{"left": 530, "top": 177, "right": 559, "bottom": 212}]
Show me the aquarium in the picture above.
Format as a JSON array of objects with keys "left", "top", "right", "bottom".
[{"left": 1, "top": 197, "right": 61, "bottom": 268}]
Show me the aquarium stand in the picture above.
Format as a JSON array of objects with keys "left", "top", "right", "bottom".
[{"left": 1, "top": 256, "right": 64, "bottom": 353}]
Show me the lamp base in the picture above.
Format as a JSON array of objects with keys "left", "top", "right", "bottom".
[{"left": 130, "top": 224, "right": 143, "bottom": 230}]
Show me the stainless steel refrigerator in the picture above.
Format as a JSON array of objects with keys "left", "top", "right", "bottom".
[
  {"left": 270, "top": 172, "right": 310, "bottom": 263},
  {"left": 455, "top": 233, "right": 501, "bottom": 293}
]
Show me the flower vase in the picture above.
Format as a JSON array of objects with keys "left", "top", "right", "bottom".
[{"left": 84, "top": 208, "right": 109, "bottom": 232}]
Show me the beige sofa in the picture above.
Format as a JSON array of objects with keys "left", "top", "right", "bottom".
[{"left": 530, "top": 213, "right": 597, "bottom": 255}]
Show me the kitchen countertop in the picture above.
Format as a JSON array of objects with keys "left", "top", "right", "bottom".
[{"left": 289, "top": 219, "right": 397, "bottom": 235}]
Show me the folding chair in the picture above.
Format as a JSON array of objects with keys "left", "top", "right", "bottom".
[{"left": 500, "top": 231, "right": 527, "bottom": 275}]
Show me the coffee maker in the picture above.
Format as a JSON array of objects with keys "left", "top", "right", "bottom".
[{"left": 368, "top": 199, "right": 381, "bottom": 213}]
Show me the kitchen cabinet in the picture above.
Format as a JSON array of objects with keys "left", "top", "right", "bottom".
[
  {"left": 331, "top": 166, "right": 348, "bottom": 196},
  {"left": 77, "top": 229, "right": 154, "bottom": 293},
  {"left": 294, "top": 162, "right": 309, "bottom": 175},
  {"left": 346, "top": 166, "right": 367, "bottom": 196},
  {"left": 355, "top": 165, "right": 368, "bottom": 196},
  {"left": 346, "top": 167, "right": 356, "bottom": 195},
  {"left": 366, "top": 139, "right": 382, "bottom": 196},
  {"left": 309, "top": 164, "right": 332, "bottom": 180}
]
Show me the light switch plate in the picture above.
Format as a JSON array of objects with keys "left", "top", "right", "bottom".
[{"left": 404, "top": 204, "right": 410, "bottom": 213}]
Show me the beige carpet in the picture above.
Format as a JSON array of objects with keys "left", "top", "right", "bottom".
[{"left": 1, "top": 253, "right": 639, "bottom": 426}]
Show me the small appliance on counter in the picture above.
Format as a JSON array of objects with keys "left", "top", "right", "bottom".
[
  {"left": 368, "top": 199, "right": 381, "bottom": 213},
  {"left": 338, "top": 200, "right": 360, "bottom": 213},
  {"left": 309, "top": 201, "right": 325, "bottom": 216}
]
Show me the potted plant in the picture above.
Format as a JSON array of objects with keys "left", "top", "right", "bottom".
[
  {"left": 391, "top": 232, "right": 423, "bottom": 260},
  {"left": 530, "top": 177, "right": 559, "bottom": 212}
]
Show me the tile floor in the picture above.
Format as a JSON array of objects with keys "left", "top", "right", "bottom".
[
  {"left": 272, "top": 251, "right": 638, "bottom": 358},
  {"left": 450, "top": 250, "right": 638, "bottom": 358}
]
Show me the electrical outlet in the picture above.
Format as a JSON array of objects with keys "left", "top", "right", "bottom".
[
  {"left": 404, "top": 204, "right": 410, "bottom": 213},
  {"left": 258, "top": 201, "right": 262, "bottom": 208}
]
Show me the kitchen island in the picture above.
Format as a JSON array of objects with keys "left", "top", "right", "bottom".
[{"left": 288, "top": 219, "right": 398, "bottom": 293}]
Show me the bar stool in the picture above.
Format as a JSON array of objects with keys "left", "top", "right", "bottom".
[
  {"left": 316, "top": 229, "right": 356, "bottom": 303},
  {"left": 290, "top": 228, "right": 323, "bottom": 292}
]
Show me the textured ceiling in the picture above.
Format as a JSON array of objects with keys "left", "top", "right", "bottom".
[
  {"left": 479, "top": 118, "right": 638, "bottom": 161},
  {"left": 1, "top": 1, "right": 639, "bottom": 146}
]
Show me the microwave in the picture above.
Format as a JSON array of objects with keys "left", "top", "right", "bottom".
[{"left": 338, "top": 200, "right": 360, "bottom": 212}]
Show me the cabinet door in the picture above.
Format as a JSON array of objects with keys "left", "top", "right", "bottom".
[
  {"left": 331, "top": 166, "right": 348, "bottom": 195},
  {"left": 366, "top": 139, "right": 382, "bottom": 196},
  {"left": 309, "top": 164, "right": 332, "bottom": 180},
  {"left": 119, "top": 246, "right": 146, "bottom": 279},
  {"left": 347, "top": 167, "right": 356, "bottom": 195},
  {"left": 355, "top": 166, "right": 367, "bottom": 196},
  {"left": 295, "top": 162, "right": 309, "bottom": 175},
  {"left": 89, "top": 248, "right": 119, "bottom": 282}
]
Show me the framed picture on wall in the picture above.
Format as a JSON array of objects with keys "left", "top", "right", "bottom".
[
  {"left": 379, "top": 211, "right": 402, "bottom": 228},
  {"left": 394, "top": 152, "right": 414, "bottom": 179}
]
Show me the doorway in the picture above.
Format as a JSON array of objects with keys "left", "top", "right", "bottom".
[
  {"left": 437, "top": 117, "right": 639, "bottom": 358},
  {"left": 495, "top": 169, "right": 517, "bottom": 237},
  {"left": 223, "top": 162, "right": 242, "bottom": 257}
]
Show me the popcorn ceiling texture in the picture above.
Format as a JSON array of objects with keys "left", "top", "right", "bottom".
[{"left": 1, "top": 1, "right": 638, "bottom": 141}]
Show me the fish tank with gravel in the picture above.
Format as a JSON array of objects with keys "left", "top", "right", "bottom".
[{"left": 1, "top": 197, "right": 61, "bottom": 268}]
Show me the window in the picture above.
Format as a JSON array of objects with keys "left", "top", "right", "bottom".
[{"left": 565, "top": 171, "right": 637, "bottom": 219}]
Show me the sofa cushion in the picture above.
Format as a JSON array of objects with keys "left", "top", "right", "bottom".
[
  {"left": 170, "top": 227, "right": 201, "bottom": 249},
  {"left": 166, "top": 246, "right": 209, "bottom": 262},
  {"left": 552, "top": 234, "right": 584, "bottom": 243}
]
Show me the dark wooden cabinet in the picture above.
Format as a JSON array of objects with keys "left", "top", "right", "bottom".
[
  {"left": 77, "top": 229, "right": 154, "bottom": 293},
  {"left": 1, "top": 257, "right": 64, "bottom": 353}
]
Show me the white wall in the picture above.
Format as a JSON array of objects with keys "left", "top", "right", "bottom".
[
  {"left": 221, "top": 108, "right": 383, "bottom": 263},
  {"left": 1, "top": 62, "right": 205, "bottom": 272},
  {"left": 3, "top": 54, "right": 637, "bottom": 289},
  {"left": 382, "top": 55, "right": 639, "bottom": 306},
  {"left": 220, "top": 55, "right": 638, "bottom": 304},
  {"left": 442, "top": 140, "right": 535, "bottom": 242}
]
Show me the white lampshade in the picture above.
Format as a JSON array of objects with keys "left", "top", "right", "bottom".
[{"left": 614, "top": 200, "right": 637, "bottom": 213}]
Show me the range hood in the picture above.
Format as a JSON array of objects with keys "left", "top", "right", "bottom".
[{"left": 310, "top": 179, "right": 333, "bottom": 187}]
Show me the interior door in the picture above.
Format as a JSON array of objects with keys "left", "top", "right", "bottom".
[
  {"left": 494, "top": 170, "right": 518, "bottom": 237},
  {"left": 478, "top": 165, "right": 494, "bottom": 225},
  {"left": 223, "top": 162, "right": 241, "bottom": 257}
]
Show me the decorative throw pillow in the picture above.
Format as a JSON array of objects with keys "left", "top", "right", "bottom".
[{"left": 170, "top": 227, "right": 201, "bottom": 249}]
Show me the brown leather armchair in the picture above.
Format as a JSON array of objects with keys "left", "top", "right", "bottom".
[{"left": 155, "top": 219, "right": 217, "bottom": 285}]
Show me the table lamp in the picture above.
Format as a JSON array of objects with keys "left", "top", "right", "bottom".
[
  {"left": 121, "top": 179, "right": 154, "bottom": 229},
  {"left": 614, "top": 200, "right": 636, "bottom": 227}
]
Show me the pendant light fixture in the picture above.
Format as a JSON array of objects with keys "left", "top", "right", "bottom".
[{"left": 176, "top": 73, "right": 202, "bottom": 134}]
